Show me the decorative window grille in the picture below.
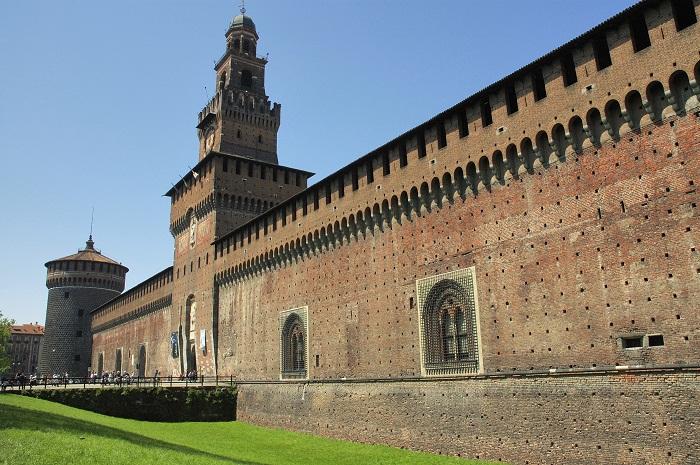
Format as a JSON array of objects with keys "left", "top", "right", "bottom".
[
  {"left": 417, "top": 268, "right": 481, "bottom": 376},
  {"left": 280, "top": 307, "right": 309, "bottom": 379}
]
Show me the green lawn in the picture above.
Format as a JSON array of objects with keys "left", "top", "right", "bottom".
[{"left": 0, "top": 394, "right": 490, "bottom": 465}]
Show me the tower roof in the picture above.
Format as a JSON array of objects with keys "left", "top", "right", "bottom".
[
  {"left": 45, "top": 236, "right": 127, "bottom": 270},
  {"left": 230, "top": 13, "right": 256, "bottom": 32}
]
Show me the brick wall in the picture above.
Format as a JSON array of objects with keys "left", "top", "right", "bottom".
[{"left": 237, "top": 369, "right": 699, "bottom": 465}]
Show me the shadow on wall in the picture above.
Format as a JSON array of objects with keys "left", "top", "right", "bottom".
[{"left": 0, "top": 401, "right": 264, "bottom": 465}]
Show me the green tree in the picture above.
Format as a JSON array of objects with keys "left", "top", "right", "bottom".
[{"left": 0, "top": 310, "right": 14, "bottom": 374}]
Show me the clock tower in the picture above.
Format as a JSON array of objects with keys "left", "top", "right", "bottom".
[{"left": 197, "top": 7, "right": 280, "bottom": 164}]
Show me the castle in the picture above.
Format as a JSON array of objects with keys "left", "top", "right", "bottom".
[{"left": 40, "top": 1, "right": 700, "bottom": 463}]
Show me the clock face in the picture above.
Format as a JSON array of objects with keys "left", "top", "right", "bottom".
[{"left": 204, "top": 127, "right": 215, "bottom": 152}]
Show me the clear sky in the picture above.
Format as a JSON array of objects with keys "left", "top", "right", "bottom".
[{"left": 0, "top": 0, "right": 637, "bottom": 324}]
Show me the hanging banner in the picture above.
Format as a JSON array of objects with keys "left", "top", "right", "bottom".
[{"left": 171, "top": 332, "right": 179, "bottom": 358}]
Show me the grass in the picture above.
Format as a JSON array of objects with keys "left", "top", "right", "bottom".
[{"left": 0, "top": 394, "right": 491, "bottom": 465}]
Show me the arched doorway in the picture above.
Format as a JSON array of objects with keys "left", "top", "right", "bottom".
[
  {"left": 137, "top": 345, "right": 146, "bottom": 377},
  {"left": 185, "top": 295, "right": 197, "bottom": 374}
]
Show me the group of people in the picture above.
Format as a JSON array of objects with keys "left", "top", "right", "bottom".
[
  {"left": 88, "top": 370, "right": 137, "bottom": 386},
  {"left": 0, "top": 371, "right": 38, "bottom": 391}
]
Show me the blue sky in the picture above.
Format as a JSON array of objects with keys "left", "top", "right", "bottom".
[{"left": 0, "top": 0, "right": 637, "bottom": 324}]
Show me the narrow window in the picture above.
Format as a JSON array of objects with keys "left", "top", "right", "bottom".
[
  {"left": 561, "top": 52, "right": 577, "bottom": 86},
  {"left": 505, "top": 83, "right": 518, "bottom": 115},
  {"left": 480, "top": 98, "right": 493, "bottom": 126},
  {"left": 315, "top": 354, "right": 320, "bottom": 367},
  {"left": 295, "top": 173, "right": 301, "bottom": 187},
  {"left": 236, "top": 129, "right": 241, "bottom": 139},
  {"left": 325, "top": 184, "right": 332, "bottom": 204},
  {"left": 241, "top": 69, "right": 253, "bottom": 88},
  {"left": 532, "top": 70, "right": 547, "bottom": 101},
  {"left": 272, "top": 168, "right": 278, "bottom": 182},
  {"left": 260, "top": 166, "right": 266, "bottom": 179},
  {"left": 302, "top": 197, "right": 308, "bottom": 216},
  {"left": 621, "top": 336, "right": 643, "bottom": 349},
  {"left": 593, "top": 36, "right": 612, "bottom": 70},
  {"left": 382, "top": 153, "right": 390, "bottom": 176},
  {"left": 648, "top": 334, "right": 665, "bottom": 347},
  {"left": 672, "top": 0, "right": 697, "bottom": 31},
  {"left": 284, "top": 170, "right": 289, "bottom": 184},
  {"left": 366, "top": 160, "right": 374, "bottom": 184},
  {"left": 282, "top": 206, "right": 287, "bottom": 226},
  {"left": 437, "top": 121, "right": 447, "bottom": 148},
  {"left": 291, "top": 205, "right": 296, "bottom": 221},
  {"left": 247, "top": 162, "right": 253, "bottom": 177},
  {"left": 235, "top": 160, "right": 241, "bottom": 174},
  {"left": 258, "top": 134, "right": 263, "bottom": 143},
  {"left": 417, "top": 131, "right": 427, "bottom": 158},
  {"left": 458, "top": 109, "right": 469, "bottom": 137},
  {"left": 629, "top": 15, "right": 651, "bottom": 52},
  {"left": 352, "top": 168, "right": 359, "bottom": 190},
  {"left": 399, "top": 141, "right": 408, "bottom": 167},
  {"left": 441, "top": 311, "right": 455, "bottom": 360},
  {"left": 338, "top": 176, "right": 345, "bottom": 198},
  {"left": 313, "top": 190, "right": 319, "bottom": 210}
]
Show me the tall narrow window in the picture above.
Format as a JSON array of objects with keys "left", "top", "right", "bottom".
[
  {"left": 338, "top": 176, "right": 345, "bottom": 198},
  {"left": 241, "top": 69, "right": 253, "bottom": 88},
  {"left": 593, "top": 36, "right": 612, "bottom": 70},
  {"left": 629, "top": 14, "right": 651, "bottom": 52},
  {"left": 325, "top": 183, "right": 332, "bottom": 204},
  {"left": 505, "top": 83, "right": 518, "bottom": 115},
  {"left": 366, "top": 160, "right": 374, "bottom": 184},
  {"left": 417, "top": 131, "right": 427, "bottom": 158},
  {"left": 437, "top": 121, "right": 447, "bottom": 148},
  {"left": 399, "top": 141, "right": 408, "bottom": 167},
  {"left": 235, "top": 160, "right": 241, "bottom": 174},
  {"left": 352, "top": 168, "right": 359, "bottom": 190},
  {"left": 302, "top": 196, "right": 308, "bottom": 216},
  {"left": 458, "top": 109, "right": 469, "bottom": 137},
  {"left": 284, "top": 170, "right": 289, "bottom": 184},
  {"left": 260, "top": 166, "right": 266, "bottom": 179},
  {"left": 247, "top": 162, "right": 253, "bottom": 177},
  {"left": 561, "top": 53, "right": 577, "bottom": 86},
  {"left": 532, "top": 70, "right": 547, "bottom": 101},
  {"left": 223, "top": 159, "right": 228, "bottom": 172},
  {"left": 382, "top": 153, "right": 390, "bottom": 176},
  {"left": 672, "top": 0, "right": 697, "bottom": 31},
  {"left": 272, "top": 168, "right": 278, "bottom": 182},
  {"left": 480, "top": 98, "right": 493, "bottom": 126},
  {"left": 313, "top": 190, "right": 319, "bottom": 210}
]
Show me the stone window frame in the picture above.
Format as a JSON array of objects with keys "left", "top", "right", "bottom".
[
  {"left": 279, "top": 306, "right": 309, "bottom": 380},
  {"left": 416, "top": 267, "right": 483, "bottom": 377}
]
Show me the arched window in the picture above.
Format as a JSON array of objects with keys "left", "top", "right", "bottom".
[
  {"left": 241, "top": 70, "right": 253, "bottom": 88},
  {"left": 281, "top": 310, "right": 308, "bottom": 379},
  {"left": 418, "top": 271, "right": 479, "bottom": 376}
]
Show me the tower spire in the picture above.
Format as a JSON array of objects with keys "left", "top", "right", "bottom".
[
  {"left": 239, "top": 0, "right": 246, "bottom": 15},
  {"left": 86, "top": 207, "right": 95, "bottom": 250}
]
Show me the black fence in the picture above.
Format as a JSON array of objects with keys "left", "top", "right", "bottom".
[{"left": 1, "top": 375, "right": 236, "bottom": 391}]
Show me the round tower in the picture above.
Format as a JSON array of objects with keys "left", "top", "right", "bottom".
[{"left": 38, "top": 236, "right": 128, "bottom": 376}]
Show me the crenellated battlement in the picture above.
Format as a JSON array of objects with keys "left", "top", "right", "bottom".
[
  {"left": 90, "top": 266, "right": 173, "bottom": 329},
  {"left": 211, "top": 0, "right": 700, "bottom": 281}
]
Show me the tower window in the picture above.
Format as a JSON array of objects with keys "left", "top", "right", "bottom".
[
  {"left": 241, "top": 70, "right": 253, "bottom": 88},
  {"left": 273, "top": 168, "right": 278, "bottom": 182},
  {"left": 437, "top": 121, "right": 447, "bottom": 148},
  {"left": 399, "top": 141, "right": 408, "bottom": 167},
  {"left": 532, "top": 70, "right": 546, "bottom": 101},
  {"left": 352, "top": 168, "right": 359, "bottom": 190},
  {"left": 313, "top": 190, "right": 319, "bottom": 210},
  {"left": 236, "top": 129, "right": 241, "bottom": 139},
  {"left": 561, "top": 52, "right": 577, "bottom": 86},
  {"left": 648, "top": 334, "right": 665, "bottom": 347},
  {"left": 458, "top": 109, "right": 469, "bottom": 137},
  {"left": 382, "top": 153, "right": 390, "bottom": 176},
  {"left": 338, "top": 176, "right": 345, "bottom": 198},
  {"left": 480, "top": 98, "right": 493, "bottom": 126},
  {"left": 366, "top": 160, "right": 374, "bottom": 184},
  {"left": 325, "top": 183, "right": 332, "bottom": 204},
  {"left": 242, "top": 40, "right": 250, "bottom": 53},
  {"left": 235, "top": 160, "right": 241, "bottom": 174},
  {"left": 505, "top": 84, "right": 518, "bottom": 114},
  {"left": 417, "top": 131, "right": 427, "bottom": 158},
  {"left": 629, "top": 14, "right": 651, "bottom": 52},
  {"left": 258, "top": 134, "right": 262, "bottom": 143},
  {"left": 223, "top": 159, "right": 228, "bottom": 172},
  {"left": 260, "top": 166, "right": 265, "bottom": 179},
  {"left": 248, "top": 162, "right": 253, "bottom": 177},
  {"left": 593, "top": 36, "right": 612, "bottom": 70},
  {"left": 672, "top": 0, "right": 697, "bottom": 31},
  {"left": 284, "top": 170, "right": 289, "bottom": 184}
]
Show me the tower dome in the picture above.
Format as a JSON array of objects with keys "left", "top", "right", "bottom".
[
  {"left": 39, "top": 236, "right": 128, "bottom": 376},
  {"left": 230, "top": 13, "right": 256, "bottom": 32}
]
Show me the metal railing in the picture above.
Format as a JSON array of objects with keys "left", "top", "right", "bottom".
[{"left": 0, "top": 375, "right": 236, "bottom": 392}]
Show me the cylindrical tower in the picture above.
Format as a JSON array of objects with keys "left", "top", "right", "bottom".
[{"left": 38, "top": 236, "right": 128, "bottom": 376}]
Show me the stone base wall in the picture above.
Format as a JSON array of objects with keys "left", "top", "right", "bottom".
[{"left": 237, "top": 369, "right": 699, "bottom": 465}]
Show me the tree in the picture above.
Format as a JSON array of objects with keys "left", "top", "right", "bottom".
[{"left": 0, "top": 310, "right": 14, "bottom": 375}]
